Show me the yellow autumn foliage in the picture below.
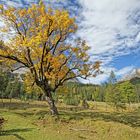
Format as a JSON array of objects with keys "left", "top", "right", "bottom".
[{"left": 0, "top": 1, "right": 100, "bottom": 93}]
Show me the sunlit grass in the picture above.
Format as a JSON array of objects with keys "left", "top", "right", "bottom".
[{"left": 0, "top": 99, "right": 140, "bottom": 140}]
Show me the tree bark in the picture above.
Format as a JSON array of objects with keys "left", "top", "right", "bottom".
[
  {"left": 36, "top": 81, "right": 58, "bottom": 116},
  {"left": 45, "top": 91, "right": 58, "bottom": 116}
]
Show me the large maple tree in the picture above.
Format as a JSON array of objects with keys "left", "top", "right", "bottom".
[{"left": 0, "top": 1, "right": 100, "bottom": 115}]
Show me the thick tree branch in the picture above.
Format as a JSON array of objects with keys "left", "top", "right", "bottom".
[
  {"left": 0, "top": 54, "right": 29, "bottom": 67},
  {"left": 11, "top": 65, "right": 26, "bottom": 72}
]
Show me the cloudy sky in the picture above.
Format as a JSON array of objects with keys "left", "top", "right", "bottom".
[{"left": 0, "top": 0, "right": 140, "bottom": 84}]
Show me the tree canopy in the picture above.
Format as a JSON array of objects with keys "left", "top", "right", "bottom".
[{"left": 0, "top": 1, "right": 100, "bottom": 115}]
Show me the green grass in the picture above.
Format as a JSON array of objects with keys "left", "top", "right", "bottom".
[{"left": 0, "top": 99, "right": 140, "bottom": 140}]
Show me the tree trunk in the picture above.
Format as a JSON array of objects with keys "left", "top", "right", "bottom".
[
  {"left": 45, "top": 91, "right": 58, "bottom": 116},
  {"left": 36, "top": 81, "right": 58, "bottom": 116}
]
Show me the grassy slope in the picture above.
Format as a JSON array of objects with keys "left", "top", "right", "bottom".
[{"left": 0, "top": 99, "right": 140, "bottom": 140}]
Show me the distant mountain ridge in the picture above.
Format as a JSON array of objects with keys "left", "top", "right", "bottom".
[{"left": 122, "top": 69, "right": 140, "bottom": 80}]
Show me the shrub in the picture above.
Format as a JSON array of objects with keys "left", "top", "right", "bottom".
[{"left": 0, "top": 117, "right": 5, "bottom": 131}]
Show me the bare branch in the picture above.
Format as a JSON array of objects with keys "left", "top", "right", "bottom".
[
  {"left": 11, "top": 65, "right": 26, "bottom": 72},
  {"left": 0, "top": 54, "right": 29, "bottom": 67}
]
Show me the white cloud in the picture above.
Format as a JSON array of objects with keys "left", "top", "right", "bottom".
[
  {"left": 80, "top": 74, "right": 109, "bottom": 85},
  {"left": 80, "top": 66, "right": 114, "bottom": 84},
  {"left": 77, "top": 0, "right": 140, "bottom": 64},
  {"left": 116, "top": 66, "right": 134, "bottom": 76},
  {"left": 136, "top": 32, "right": 140, "bottom": 42},
  {"left": 80, "top": 65, "right": 135, "bottom": 84}
]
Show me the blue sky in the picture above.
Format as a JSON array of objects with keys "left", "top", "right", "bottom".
[{"left": 0, "top": 0, "right": 140, "bottom": 84}]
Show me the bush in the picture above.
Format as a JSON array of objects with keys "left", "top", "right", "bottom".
[{"left": 0, "top": 117, "right": 5, "bottom": 130}]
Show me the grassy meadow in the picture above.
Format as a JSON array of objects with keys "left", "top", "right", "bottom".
[{"left": 0, "top": 99, "right": 140, "bottom": 140}]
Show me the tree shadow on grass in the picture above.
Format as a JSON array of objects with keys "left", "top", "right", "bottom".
[
  {"left": 0, "top": 128, "right": 33, "bottom": 140},
  {"left": 59, "top": 109, "right": 140, "bottom": 128},
  {"left": 58, "top": 106, "right": 83, "bottom": 112},
  {"left": 0, "top": 101, "right": 48, "bottom": 110},
  {"left": 13, "top": 110, "right": 49, "bottom": 118}
]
